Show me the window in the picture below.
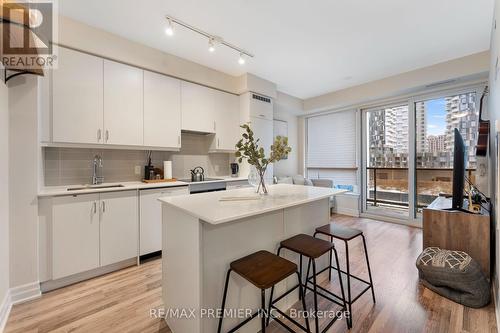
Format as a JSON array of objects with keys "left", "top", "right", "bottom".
[
  {"left": 306, "top": 110, "right": 357, "bottom": 185},
  {"left": 414, "top": 91, "right": 478, "bottom": 214}
]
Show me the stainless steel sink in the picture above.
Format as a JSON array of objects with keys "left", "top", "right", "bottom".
[{"left": 67, "top": 184, "right": 125, "bottom": 191}]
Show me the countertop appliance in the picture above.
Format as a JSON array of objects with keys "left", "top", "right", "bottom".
[
  {"left": 230, "top": 163, "right": 239, "bottom": 177},
  {"left": 178, "top": 177, "right": 226, "bottom": 194},
  {"left": 190, "top": 166, "right": 205, "bottom": 182}
]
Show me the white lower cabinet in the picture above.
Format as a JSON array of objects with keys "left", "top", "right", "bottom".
[
  {"left": 99, "top": 191, "right": 139, "bottom": 266},
  {"left": 51, "top": 191, "right": 138, "bottom": 280},
  {"left": 139, "top": 186, "right": 189, "bottom": 256},
  {"left": 52, "top": 194, "right": 100, "bottom": 280}
]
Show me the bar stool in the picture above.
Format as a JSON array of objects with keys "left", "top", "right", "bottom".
[
  {"left": 314, "top": 223, "right": 375, "bottom": 327},
  {"left": 271, "top": 234, "right": 348, "bottom": 333},
  {"left": 217, "top": 250, "right": 310, "bottom": 333}
]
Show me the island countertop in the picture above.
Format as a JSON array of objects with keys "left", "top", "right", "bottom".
[{"left": 158, "top": 184, "right": 346, "bottom": 225}]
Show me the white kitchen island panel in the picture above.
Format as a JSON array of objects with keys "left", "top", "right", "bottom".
[{"left": 160, "top": 184, "right": 345, "bottom": 333}]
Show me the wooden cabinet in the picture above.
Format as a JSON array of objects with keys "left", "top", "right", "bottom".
[
  {"left": 52, "top": 194, "right": 100, "bottom": 279},
  {"left": 52, "top": 48, "right": 103, "bottom": 144},
  {"left": 103, "top": 60, "right": 144, "bottom": 146},
  {"left": 423, "top": 197, "right": 491, "bottom": 276},
  {"left": 181, "top": 81, "right": 216, "bottom": 133},
  {"left": 139, "top": 186, "right": 189, "bottom": 256},
  {"left": 211, "top": 90, "right": 240, "bottom": 152},
  {"left": 99, "top": 191, "right": 138, "bottom": 266},
  {"left": 51, "top": 191, "right": 138, "bottom": 280},
  {"left": 144, "top": 71, "right": 181, "bottom": 148}
]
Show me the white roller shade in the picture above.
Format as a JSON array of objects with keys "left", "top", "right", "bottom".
[{"left": 307, "top": 110, "right": 357, "bottom": 168}]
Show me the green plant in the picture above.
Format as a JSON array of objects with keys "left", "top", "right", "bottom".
[{"left": 235, "top": 123, "right": 291, "bottom": 194}]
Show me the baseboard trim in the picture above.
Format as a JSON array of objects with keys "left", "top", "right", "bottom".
[
  {"left": 41, "top": 258, "right": 136, "bottom": 293},
  {"left": 9, "top": 282, "right": 41, "bottom": 305},
  {"left": 334, "top": 207, "right": 360, "bottom": 217},
  {"left": 0, "top": 291, "right": 12, "bottom": 333}
]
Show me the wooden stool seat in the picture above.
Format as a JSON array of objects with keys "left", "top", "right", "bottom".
[
  {"left": 230, "top": 250, "right": 297, "bottom": 290},
  {"left": 280, "top": 234, "right": 334, "bottom": 259},
  {"left": 316, "top": 224, "right": 362, "bottom": 241}
]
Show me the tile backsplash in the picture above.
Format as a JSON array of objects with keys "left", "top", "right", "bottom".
[{"left": 43, "top": 133, "right": 233, "bottom": 186}]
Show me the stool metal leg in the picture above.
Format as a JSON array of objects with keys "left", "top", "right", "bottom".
[
  {"left": 261, "top": 289, "right": 266, "bottom": 333},
  {"left": 362, "top": 234, "right": 376, "bottom": 303},
  {"left": 296, "top": 271, "right": 311, "bottom": 333},
  {"left": 312, "top": 259, "right": 320, "bottom": 333},
  {"left": 333, "top": 246, "right": 349, "bottom": 329},
  {"left": 299, "top": 254, "right": 303, "bottom": 300},
  {"left": 304, "top": 258, "right": 311, "bottom": 299},
  {"left": 218, "top": 269, "right": 232, "bottom": 333},
  {"left": 344, "top": 240, "right": 352, "bottom": 328},
  {"left": 328, "top": 236, "right": 333, "bottom": 281}
]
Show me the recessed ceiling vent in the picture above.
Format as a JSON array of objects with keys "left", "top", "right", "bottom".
[{"left": 252, "top": 94, "right": 271, "bottom": 104}]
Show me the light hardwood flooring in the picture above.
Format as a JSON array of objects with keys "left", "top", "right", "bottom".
[{"left": 4, "top": 215, "right": 497, "bottom": 333}]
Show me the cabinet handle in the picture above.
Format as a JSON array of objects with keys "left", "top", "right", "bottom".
[
  {"left": 101, "top": 201, "right": 106, "bottom": 213},
  {"left": 178, "top": 135, "right": 181, "bottom": 146},
  {"left": 97, "top": 129, "right": 102, "bottom": 142},
  {"left": 105, "top": 130, "right": 109, "bottom": 143},
  {"left": 218, "top": 138, "right": 220, "bottom": 148},
  {"left": 214, "top": 121, "right": 216, "bottom": 131},
  {"left": 259, "top": 114, "right": 266, "bottom": 118},
  {"left": 93, "top": 201, "right": 97, "bottom": 214}
]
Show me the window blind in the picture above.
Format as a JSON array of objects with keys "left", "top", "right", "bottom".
[{"left": 307, "top": 110, "right": 357, "bottom": 168}]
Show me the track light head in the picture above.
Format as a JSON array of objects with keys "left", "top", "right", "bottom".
[
  {"left": 208, "top": 38, "right": 215, "bottom": 53},
  {"left": 165, "top": 18, "right": 174, "bottom": 36},
  {"left": 238, "top": 53, "right": 245, "bottom": 65}
]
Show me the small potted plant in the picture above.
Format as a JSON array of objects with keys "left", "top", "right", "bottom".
[{"left": 235, "top": 124, "right": 291, "bottom": 194}]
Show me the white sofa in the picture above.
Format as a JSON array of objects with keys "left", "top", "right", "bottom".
[{"left": 275, "top": 175, "right": 360, "bottom": 217}]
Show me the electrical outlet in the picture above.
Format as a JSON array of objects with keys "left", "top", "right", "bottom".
[
  {"left": 134, "top": 166, "right": 141, "bottom": 175},
  {"left": 214, "top": 165, "right": 220, "bottom": 172}
]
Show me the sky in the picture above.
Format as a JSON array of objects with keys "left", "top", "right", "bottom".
[{"left": 424, "top": 98, "right": 446, "bottom": 136}]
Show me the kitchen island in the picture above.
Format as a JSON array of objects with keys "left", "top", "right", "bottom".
[{"left": 159, "top": 184, "right": 346, "bottom": 333}]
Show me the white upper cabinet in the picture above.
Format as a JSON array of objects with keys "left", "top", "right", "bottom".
[
  {"left": 103, "top": 60, "right": 144, "bottom": 146},
  {"left": 52, "top": 47, "right": 103, "bottom": 144},
  {"left": 99, "top": 191, "right": 138, "bottom": 266},
  {"left": 144, "top": 71, "right": 181, "bottom": 148},
  {"left": 181, "top": 81, "right": 216, "bottom": 133},
  {"left": 211, "top": 90, "right": 240, "bottom": 152}
]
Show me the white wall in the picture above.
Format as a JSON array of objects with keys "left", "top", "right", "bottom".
[
  {"left": 58, "top": 16, "right": 239, "bottom": 94},
  {"left": 488, "top": 0, "right": 500, "bottom": 324},
  {"left": 273, "top": 92, "right": 302, "bottom": 177},
  {"left": 8, "top": 76, "right": 39, "bottom": 288},
  {"left": 0, "top": 77, "right": 10, "bottom": 328}
]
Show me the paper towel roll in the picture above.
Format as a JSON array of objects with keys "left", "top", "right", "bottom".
[{"left": 163, "top": 161, "right": 172, "bottom": 179}]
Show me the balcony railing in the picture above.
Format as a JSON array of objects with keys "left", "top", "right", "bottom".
[{"left": 366, "top": 167, "right": 475, "bottom": 210}]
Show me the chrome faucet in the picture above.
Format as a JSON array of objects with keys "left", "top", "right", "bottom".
[{"left": 92, "top": 154, "right": 104, "bottom": 185}]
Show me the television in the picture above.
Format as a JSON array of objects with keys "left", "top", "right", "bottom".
[{"left": 451, "top": 128, "right": 466, "bottom": 210}]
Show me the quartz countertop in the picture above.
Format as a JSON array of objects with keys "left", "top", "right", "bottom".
[
  {"left": 38, "top": 176, "right": 248, "bottom": 197},
  {"left": 159, "top": 184, "right": 347, "bottom": 225}
]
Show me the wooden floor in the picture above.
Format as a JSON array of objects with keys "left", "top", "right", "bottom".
[{"left": 4, "top": 215, "right": 497, "bottom": 333}]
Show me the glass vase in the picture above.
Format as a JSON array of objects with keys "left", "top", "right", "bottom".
[{"left": 249, "top": 166, "right": 268, "bottom": 195}]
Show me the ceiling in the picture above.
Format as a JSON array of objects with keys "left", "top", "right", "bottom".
[{"left": 59, "top": 0, "right": 494, "bottom": 99}]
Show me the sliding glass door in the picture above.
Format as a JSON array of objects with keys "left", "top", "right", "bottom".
[
  {"left": 413, "top": 91, "right": 479, "bottom": 216},
  {"left": 363, "top": 103, "right": 410, "bottom": 218},
  {"left": 361, "top": 85, "right": 483, "bottom": 223}
]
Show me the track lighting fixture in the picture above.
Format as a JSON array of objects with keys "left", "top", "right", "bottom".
[
  {"left": 165, "top": 15, "right": 254, "bottom": 63},
  {"left": 165, "top": 18, "right": 174, "bottom": 36},
  {"left": 208, "top": 38, "right": 215, "bottom": 53},
  {"left": 238, "top": 53, "right": 245, "bottom": 65}
]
